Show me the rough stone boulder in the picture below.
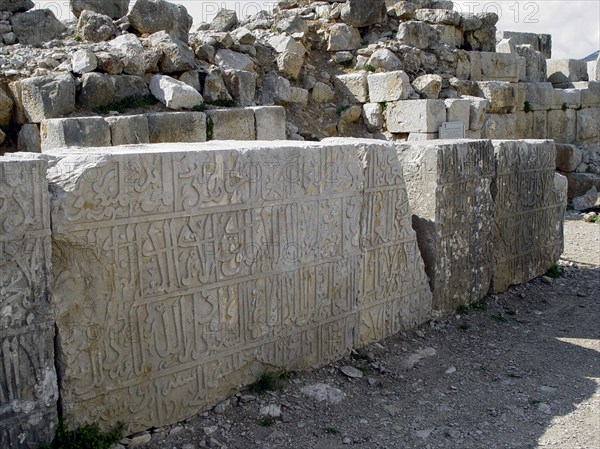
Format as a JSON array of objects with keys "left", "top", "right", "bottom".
[
  {"left": 210, "top": 8, "right": 238, "bottom": 32},
  {"left": 327, "top": 23, "right": 361, "bottom": 51},
  {"left": 397, "top": 21, "right": 438, "bottom": 50},
  {"left": 0, "top": 88, "right": 14, "bottom": 128},
  {"left": 0, "top": 0, "right": 33, "bottom": 13},
  {"left": 77, "top": 10, "right": 117, "bottom": 42},
  {"left": 148, "top": 31, "right": 196, "bottom": 73},
  {"left": 78, "top": 73, "right": 149, "bottom": 109},
  {"left": 341, "top": 0, "right": 387, "bottom": 27},
  {"left": 9, "top": 74, "right": 76, "bottom": 123},
  {"left": 70, "top": 0, "right": 129, "bottom": 19},
  {"left": 128, "top": 0, "right": 193, "bottom": 44},
  {"left": 412, "top": 74, "right": 443, "bottom": 99},
  {"left": 10, "top": 9, "right": 65, "bottom": 46},
  {"left": 150, "top": 74, "right": 203, "bottom": 110}
]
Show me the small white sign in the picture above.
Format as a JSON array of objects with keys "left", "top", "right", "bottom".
[{"left": 439, "top": 121, "right": 465, "bottom": 139}]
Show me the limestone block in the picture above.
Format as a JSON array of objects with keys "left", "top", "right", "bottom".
[
  {"left": 0, "top": 87, "right": 14, "bottom": 128},
  {"left": 469, "top": 52, "right": 521, "bottom": 82},
  {"left": 223, "top": 70, "right": 257, "bottom": 107},
  {"left": 465, "top": 130, "right": 482, "bottom": 139},
  {"left": 259, "top": 75, "right": 291, "bottom": 105},
  {"left": 572, "top": 186, "right": 600, "bottom": 211},
  {"left": 146, "top": 111, "right": 207, "bottom": 143},
  {"left": 432, "top": 24, "right": 463, "bottom": 48},
  {"left": 515, "top": 110, "right": 533, "bottom": 139},
  {"left": 327, "top": 23, "right": 361, "bottom": 51},
  {"left": 515, "top": 44, "right": 546, "bottom": 82},
  {"left": 148, "top": 31, "right": 196, "bottom": 73},
  {"left": 268, "top": 35, "right": 306, "bottom": 56},
  {"left": 206, "top": 108, "right": 256, "bottom": 140},
  {"left": 40, "top": 117, "right": 111, "bottom": 150},
  {"left": 531, "top": 110, "right": 548, "bottom": 139},
  {"left": 564, "top": 172, "right": 600, "bottom": 199},
  {"left": 215, "top": 49, "right": 254, "bottom": 72},
  {"left": 340, "top": 0, "right": 387, "bottom": 27},
  {"left": 46, "top": 139, "right": 431, "bottom": 432},
  {"left": 491, "top": 140, "right": 566, "bottom": 292},
  {"left": 481, "top": 113, "right": 517, "bottom": 140},
  {"left": 396, "top": 139, "right": 495, "bottom": 313},
  {"left": 9, "top": 74, "right": 76, "bottom": 124},
  {"left": 553, "top": 88, "right": 581, "bottom": 109},
  {"left": 547, "top": 59, "right": 589, "bottom": 84},
  {"left": 386, "top": 99, "right": 446, "bottom": 133},
  {"left": 362, "top": 103, "right": 384, "bottom": 131},
  {"left": 444, "top": 99, "right": 470, "bottom": 126},
  {"left": 334, "top": 73, "right": 369, "bottom": 103},
  {"left": 496, "top": 31, "right": 552, "bottom": 58},
  {"left": 521, "top": 82, "right": 555, "bottom": 111},
  {"left": 10, "top": 9, "right": 65, "bottom": 46},
  {"left": 128, "top": 0, "right": 193, "bottom": 44},
  {"left": 71, "top": 48, "right": 98, "bottom": 74},
  {"left": 461, "top": 95, "right": 490, "bottom": 131},
  {"left": 289, "top": 87, "right": 309, "bottom": 105},
  {"left": 78, "top": 73, "right": 149, "bottom": 110},
  {"left": 408, "top": 132, "right": 438, "bottom": 141},
  {"left": 412, "top": 74, "right": 443, "bottom": 99},
  {"left": 105, "top": 115, "right": 150, "bottom": 145},
  {"left": 17, "top": 123, "right": 41, "bottom": 152},
  {"left": 415, "top": 8, "right": 461, "bottom": 25},
  {"left": 576, "top": 107, "right": 600, "bottom": 144},
  {"left": 397, "top": 21, "right": 438, "bottom": 50},
  {"left": 476, "top": 81, "right": 516, "bottom": 113},
  {"left": 366, "top": 48, "right": 403, "bottom": 71},
  {"left": 311, "top": 82, "right": 335, "bottom": 103},
  {"left": 276, "top": 51, "right": 304, "bottom": 79},
  {"left": 77, "top": 10, "right": 117, "bottom": 42},
  {"left": 588, "top": 54, "right": 599, "bottom": 81},
  {"left": 150, "top": 75, "right": 204, "bottom": 110},
  {"left": 495, "top": 38, "right": 515, "bottom": 54},
  {"left": 71, "top": 0, "right": 129, "bottom": 19},
  {"left": 0, "top": 156, "right": 57, "bottom": 449},
  {"left": 0, "top": 0, "right": 34, "bottom": 13},
  {"left": 251, "top": 106, "right": 286, "bottom": 140},
  {"left": 555, "top": 143, "right": 583, "bottom": 172},
  {"left": 367, "top": 71, "right": 411, "bottom": 103},
  {"left": 547, "top": 110, "right": 576, "bottom": 144},
  {"left": 577, "top": 81, "right": 600, "bottom": 106}
]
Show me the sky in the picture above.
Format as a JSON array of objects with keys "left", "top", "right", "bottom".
[{"left": 35, "top": 1, "right": 599, "bottom": 60}]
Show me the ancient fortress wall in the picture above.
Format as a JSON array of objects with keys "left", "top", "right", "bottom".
[{"left": 0, "top": 138, "right": 566, "bottom": 447}]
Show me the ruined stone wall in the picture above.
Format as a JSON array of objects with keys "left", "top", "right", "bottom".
[{"left": 0, "top": 155, "right": 58, "bottom": 449}]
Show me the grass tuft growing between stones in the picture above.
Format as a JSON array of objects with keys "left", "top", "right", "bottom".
[
  {"left": 545, "top": 264, "right": 565, "bottom": 278},
  {"left": 93, "top": 95, "right": 157, "bottom": 115},
  {"left": 39, "top": 420, "right": 125, "bottom": 449}
]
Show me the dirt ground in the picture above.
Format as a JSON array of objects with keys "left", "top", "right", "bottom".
[{"left": 138, "top": 215, "right": 600, "bottom": 449}]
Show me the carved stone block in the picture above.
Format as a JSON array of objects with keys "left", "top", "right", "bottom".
[
  {"left": 490, "top": 140, "right": 567, "bottom": 292},
  {"left": 0, "top": 155, "right": 57, "bottom": 449},
  {"left": 396, "top": 139, "right": 496, "bottom": 314}
]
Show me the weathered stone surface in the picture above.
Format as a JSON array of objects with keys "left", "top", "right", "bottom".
[
  {"left": 210, "top": 9, "right": 237, "bottom": 32},
  {"left": 71, "top": 49, "right": 98, "bottom": 74},
  {"left": 71, "top": 0, "right": 129, "bottom": 19},
  {"left": 149, "top": 31, "right": 196, "bottom": 73},
  {"left": 341, "top": 0, "right": 386, "bottom": 27},
  {"left": 464, "top": 12, "right": 497, "bottom": 52},
  {"left": 496, "top": 30, "right": 552, "bottom": 58},
  {"left": 327, "top": 23, "right": 361, "bottom": 51},
  {"left": 78, "top": 73, "right": 149, "bottom": 110},
  {"left": 334, "top": 73, "right": 368, "bottom": 103},
  {"left": 514, "top": 45, "right": 546, "bottom": 82},
  {"left": 521, "top": 82, "right": 555, "bottom": 111},
  {"left": 588, "top": 54, "right": 600, "bottom": 82},
  {"left": 491, "top": 140, "right": 566, "bottom": 292},
  {"left": 45, "top": 139, "right": 431, "bottom": 432},
  {"left": 40, "top": 117, "right": 111, "bottom": 150},
  {"left": 396, "top": 139, "right": 495, "bottom": 313},
  {"left": 481, "top": 113, "right": 517, "bottom": 140},
  {"left": 547, "top": 59, "right": 588, "bottom": 84},
  {"left": 572, "top": 186, "right": 600, "bottom": 211},
  {"left": 415, "top": 8, "right": 461, "bottom": 26},
  {"left": 547, "top": 109, "right": 576, "bottom": 144},
  {"left": 576, "top": 107, "right": 600, "bottom": 144},
  {"left": 366, "top": 49, "right": 403, "bottom": 71},
  {"left": 311, "top": 82, "right": 335, "bottom": 103},
  {"left": 432, "top": 24, "right": 463, "bottom": 48},
  {"left": 259, "top": 75, "right": 291, "bottom": 105},
  {"left": 0, "top": 0, "right": 34, "bottom": 13},
  {"left": 146, "top": 111, "right": 206, "bottom": 143},
  {"left": 10, "top": 9, "right": 65, "bottom": 46},
  {"left": 0, "top": 88, "right": 14, "bottom": 128},
  {"left": 105, "top": 115, "right": 150, "bottom": 145},
  {"left": 412, "top": 74, "right": 443, "bottom": 99},
  {"left": 564, "top": 172, "right": 600, "bottom": 199},
  {"left": 215, "top": 49, "right": 254, "bottom": 72},
  {"left": 397, "top": 21, "right": 438, "bottom": 50},
  {"left": 128, "top": 0, "right": 193, "bottom": 43},
  {"left": 268, "top": 35, "right": 306, "bottom": 56},
  {"left": 9, "top": 74, "right": 76, "bottom": 124},
  {"left": 362, "top": 103, "right": 384, "bottom": 131},
  {"left": 476, "top": 81, "right": 515, "bottom": 113},
  {"left": 469, "top": 52, "right": 522, "bottom": 82},
  {"left": 150, "top": 75, "right": 203, "bottom": 110},
  {"left": 251, "top": 106, "right": 286, "bottom": 140},
  {"left": 367, "top": 71, "right": 411, "bottom": 103},
  {"left": 77, "top": 10, "right": 116, "bottom": 42},
  {"left": 277, "top": 51, "right": 304, "bottom": 79},
  {"left": 203, "top": 69, "right": 233, "bottom": 103},
  {"left": 444, "top": 99, "right": 470, "bottom": 125},
  {"left": 386, "top": 100, "right": 446, "bottom": 133},
  {"left": 17, "top": 123, "right": 41, "bottom": 152},
  {"left": 461, "top": 95, "right": 490, "bottom": 131},
  {"left": 577, "top": 81, "right": 600, "bottom": 106},
  {"left": 224, "top": 70, "right": 257, "bottom": 107},
  {"left": 0, "top": 156, "right": 57, "bottom": 449},
  {"left": 555, "top": 144, "right": 583, "bottom": 173},
  {"left": 206, "top": 108, "right": 256, "bottom": 140}
]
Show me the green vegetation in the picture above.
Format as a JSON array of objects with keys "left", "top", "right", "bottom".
[
  {"left": 457, "top": 303, "right": 470, "bottom": 315},
  {"left": 357, "top": 365, "right": 373, "bottom": 376},
  {"left": 363, "top": 64, "right": 376, "bottom": 73},
  {"left": 523, "top": 101, "right": 533, "bottom": 113},
  {"left": 591, "top": 215, "right": 600, "bottom": 224},
  {"left": 260, "top": 416, "right": 276, "bottom": 427},
  {"left": 337, "top": 104, "right": 350, "bottom": 115},
  {"left": 458, "top": 322, "right": 470, "bottom": 331},
  {"left": 561, "top": 102, "right": 568, "bottom": 112},
  {"left": 339, "top": 60, "right": 353, "bottom": 68},
  {"left": 93, "top": 95, "right": 156, "bottom": 115},
  {"left": 545, "top": 264, "right": 564, "bottom": 279},
  {"left": 323, "top": 427, "right": 340, "bottom": 435},
  {"left": 191, "top": 103, "right": 206, "bottom": 112},
  {"left": 492, "top": 313, "right": 509, "bottom": 323},
  {"left": 206, "top": 116, "right": 214, "bottom": 141},
  {"left": 39, "top": 421, "right": 125, "bottom": 449},
  {"left": 248, "top": 371, "right": 292, "bottom": 394}
]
